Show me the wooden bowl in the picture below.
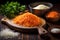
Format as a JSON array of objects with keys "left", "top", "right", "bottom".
[
  {"left": 29, "top": 2, "right": 53, "bottom": 16},
  {"left": 48, "top": 25, "right": 60, "bottom": 37}
]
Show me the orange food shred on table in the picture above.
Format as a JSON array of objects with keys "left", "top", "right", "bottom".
[{"left": 12, "top": 12, "right": 42, "bottom": 27}]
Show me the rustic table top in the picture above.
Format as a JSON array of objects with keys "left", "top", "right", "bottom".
[{"left": 0, "top": 3, "right": 60, "bottom": 40}]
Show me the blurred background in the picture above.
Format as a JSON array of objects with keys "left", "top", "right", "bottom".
[{"left": 0, "top": 0, "right": 59, "bottom": 5}]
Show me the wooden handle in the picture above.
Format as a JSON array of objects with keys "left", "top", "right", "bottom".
[
  {"left": 38, "top": 27, "right": 47, "bottom": 35},
  {"left": 1, "top": 17, "right": 9, "bottom": 23}
]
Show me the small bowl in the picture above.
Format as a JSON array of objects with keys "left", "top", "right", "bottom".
[
  {"left": 48, "top": 26, "right": 60, "bottom": 38},
  {"left": 29, "top": 2, "right": 53, "bottom": 16}
]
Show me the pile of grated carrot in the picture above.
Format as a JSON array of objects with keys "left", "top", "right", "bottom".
[{"left": 12, "top": 12, "right": 42, "bottom": 27}]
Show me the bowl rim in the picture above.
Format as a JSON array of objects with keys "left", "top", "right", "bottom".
[{"left": 29, "top": 2, "right": 53, "bottom": 10}]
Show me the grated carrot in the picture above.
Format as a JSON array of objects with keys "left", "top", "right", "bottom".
[
  {"left": 12, "top": 12, "right": 42, "bottom": 27},
  {"left": 47, "top": 11, "right": 59, "bottom": 18}
]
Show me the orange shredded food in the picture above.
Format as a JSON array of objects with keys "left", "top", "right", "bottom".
[
  {"left": 46, "top": 11, "right": 59, "bottom": 18},
  {"left": 12, "top": 12, "right": 42, "bottom": 27}
]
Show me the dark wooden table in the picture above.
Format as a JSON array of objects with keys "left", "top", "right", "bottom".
[{"left": 0, "top": 3, "right": 60, "bottom": 40}]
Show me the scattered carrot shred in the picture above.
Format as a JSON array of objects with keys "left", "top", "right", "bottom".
[{"left": 12, "top": 12, "right": 42, "bottom": 27}]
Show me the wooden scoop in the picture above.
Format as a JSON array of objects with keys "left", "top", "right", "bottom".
[{"left": 1, "top": 17, "right": 47, "bottom": 35}]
